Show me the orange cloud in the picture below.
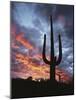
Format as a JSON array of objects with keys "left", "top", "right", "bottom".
[
  {"left": 14, "top": 52, "right": 71, "bottom": 83},
  {"left": 16, "top": 32, "right": 35, "bottom": 50}
]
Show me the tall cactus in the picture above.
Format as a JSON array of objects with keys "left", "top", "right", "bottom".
[{"left": 42, "top": 16, "right": 62, "bottom": 81}]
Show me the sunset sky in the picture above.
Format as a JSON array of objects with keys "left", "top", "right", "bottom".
[{"left": 11, "top": 2, "right": 74, "bottom": 83}]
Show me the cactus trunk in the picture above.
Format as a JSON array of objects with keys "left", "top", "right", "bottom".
[{"left": 50, "top": 16, "right": 55, "bottom": 80}]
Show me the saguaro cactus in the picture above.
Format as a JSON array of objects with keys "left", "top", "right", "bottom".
[{"left": 42, "top": 16, "right": 62, "bottom": 81}]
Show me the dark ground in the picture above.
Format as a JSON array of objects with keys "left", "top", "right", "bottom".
[{"left": 11, "top": 78, "right": 74, "bottom": 99}]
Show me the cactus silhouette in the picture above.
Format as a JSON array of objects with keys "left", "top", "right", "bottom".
[
  {"left": 42, "top": 16, "right": 62, "bottom": 81},
  {"left": 57, "top": 73, "right": 61, "bottom": 82}
]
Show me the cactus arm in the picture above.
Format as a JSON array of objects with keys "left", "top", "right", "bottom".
[
  {"left": 42, "top": 34, "right": 50, "bottom": 64},
  {"left": 56, "top": 34, "right": 62, "bottom": 65}
]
